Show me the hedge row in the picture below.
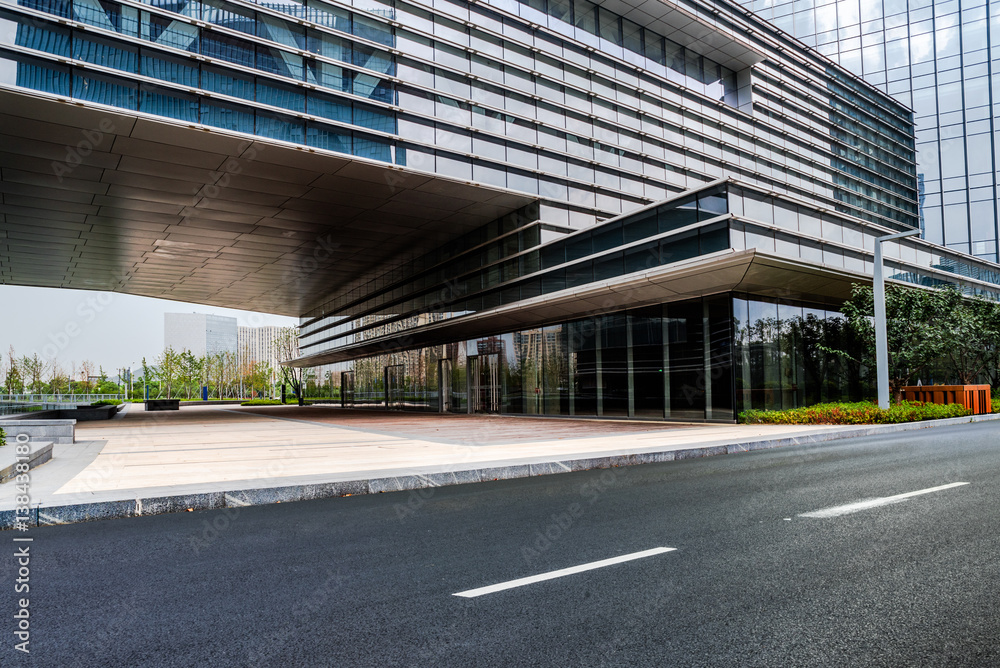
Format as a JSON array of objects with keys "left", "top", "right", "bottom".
[{"left": 739, "top": 401, "right": 973, "bottom": 425}]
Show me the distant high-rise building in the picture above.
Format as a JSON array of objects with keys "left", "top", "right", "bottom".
[
  {"left": 737, "top": 0, "right": 1000, "bottom": 262},
  {"left": 238, "top": 326, "right": 293, "bottom": 371},
  {"left": 164, "top": 314, "right": 238, "bottom": 358}
]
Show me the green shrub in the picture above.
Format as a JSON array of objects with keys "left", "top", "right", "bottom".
[
  {"left": 90, "top": 400, "right": 122, "bottom": 407},
  {"left": 739, "top": 400, "right": 972, "bottom": 425},
  {"left": 0, "top": 427, "right": 5, "bottom": 447},
  {"left": 240, "top": 399, "right": 284, "bottom": 406}
]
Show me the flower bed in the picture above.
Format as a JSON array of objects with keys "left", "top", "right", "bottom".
[{"left": 739, "top": 401, "right": 972, "bottom": 425}]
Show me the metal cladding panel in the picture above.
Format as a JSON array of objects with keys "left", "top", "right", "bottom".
[
  {"left": 0, "top": 88, "right": 536, "bottom": 317},
  {"left": 290, "top": 249, "right": 869, "bottom": 366}
]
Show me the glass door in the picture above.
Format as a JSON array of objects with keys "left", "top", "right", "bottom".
[
  {"left": 439, "top": 359, "right": 452, "bottom": 412},
  {"left": 384, "top": 364, "right": 405, "bottom": 410},
  {"left": 468, "top": 354, "right": 501, "bottom": 413},
  {"left": 341, "top": 371, "right": 354, "bottom": 407}
]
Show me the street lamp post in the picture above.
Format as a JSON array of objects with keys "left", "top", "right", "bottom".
[{"left": 874, "top": 228, "right": 921, "bottom": 409}]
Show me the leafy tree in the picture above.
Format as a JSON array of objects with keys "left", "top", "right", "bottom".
[
  {"left": 206, "top": 353, "right": 226, "bottom": 399},
  {"left": 246, "top": 360, "right": 273, "bottom": 398},
  {"left": 833, "top": 284, "right": 1000, "bottom": 398},
  {"left": 139, "top": 357, "right": 156, "bottom": 400},
  {"left": 78, "top": 360, "right": 95, "bottom": 393},
  {"left": 274, "top": 327, "right": 303, "bottom": 405},
  {"left": 177, "top": 350, "right": 203, "bottom": 399},
  {"left": 49, "top": 362, "right": 69, "bottom": 395},
  {"left": 5, "top": 347, "right": 24, "bottom": 394},
  {"left": 941, "top": 290, "right": 1000, "bottom": 385},
  {"left": 156, "top": 347, "right": 181, "bottom": 398},
  {"left": 21, "top": 354, "right": 47, "bottom": 394}
]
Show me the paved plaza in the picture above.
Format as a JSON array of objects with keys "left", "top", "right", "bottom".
[
  {"left": 3, "top": 404, "right": 835, "bottom": 507},
  {"left": 5, "top": 403, "right": 995, "bottom": 525}
]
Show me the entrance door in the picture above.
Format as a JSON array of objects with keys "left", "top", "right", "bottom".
[
  {"left": 439, "top": 360, "right": 452, "bottom": 413},
  {"left": 385, "top": 364, "right": 405, "bottom": 410},
  {"left": 468, "top": 354, "right": 501, "bottom": 413},
  {"left": 341, "top": 371, "right": 354, "bottom": 407}
]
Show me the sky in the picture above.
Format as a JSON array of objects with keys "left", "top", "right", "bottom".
[{"left": 0, "top": 285, "right": 297, "bottom": 374}]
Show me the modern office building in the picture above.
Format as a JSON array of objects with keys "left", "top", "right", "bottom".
[
  {"left": 2, "top": 0, "right": 1000, "bottom": 419},
  {"left": 737, "top": 0, "right": 1000, "bottom": 262},
  {"left": 238, "top": 324, "right": 292, "bottom": 369},
  {"left": 164, "top": 313, "right": 238, "bottom": 357}
]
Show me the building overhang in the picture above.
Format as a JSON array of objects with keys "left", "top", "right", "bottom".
[
  {"left": 289, "top": 248, "right": 867, "bottom": 367},
  {"left": 0, "top": 87, "right": 536, "bottom": 316},
  {"left": 593, "top": 0, "right": 766, "bottom": 71}
]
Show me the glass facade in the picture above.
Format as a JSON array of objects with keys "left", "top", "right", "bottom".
[
  {"left": 301, "top": 181, "right": 1000, "bottom": 363},
  {"left": 2, "top": 0, "right": 919, "bottom": 241},
  {"left": 733, "top": 295, "right": 868, "bottom": 410},
  {"left": 0, "top": 0, "right": 400, "bottom": 162},
  {"left": 11, "top": 0, "right": 995, "bottom": 421},
  {"left": 298, "top": 187, "right": 731, "bottom": 355},
  {"left": 299, "top": 180, "right": 1000, "bottom": 421},
  {"left": 314, "top": 294, "right": 738, "bottom": 421},
  {"left": 742, "top": 0, "right": 1000, "bottom": 262}
]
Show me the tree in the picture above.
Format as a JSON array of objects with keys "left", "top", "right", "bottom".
[
  {"left": 21, "top": 354, "right": 47, "bottom": 394},
  {"left": 49, "top": 362, "right": 68, "bottom": 395},
  {"left": 156, "top": 347, "right": 181, "bottom": 398},
  {"left": 5, "top": 346, "right": 24, "bottom": 394},
  {"left": 139, "top": 357, "right": 155, "bottom": 400},
  {"left": 274, "top": 327, "right": 304, "bottom": 405},
  {"left": 206, "top": 353, "right": 226, "bottom": 400},
  {"left": 223, "top": 351, "right": 239, "bottom": 398},
  {"left": 246, "top": 360, "right": 272, "bottom": 398},
  {"left": 940, "top": 290, "right": 1000, "bottom": 385},
  {"left": 177, "top": 350, "right": 202, "bottom": 399},
  {"left": 78, "top": 360, "right": 95, "bottom": 394},
  {"left": 833, "top": 283, "right": 1000, "bottom": 399}
]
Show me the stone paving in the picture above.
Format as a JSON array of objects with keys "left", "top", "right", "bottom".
[
  {"left": 4, "top": 402, "right": 996, "bottom": 526},
  {"left": 59, "top": 404, "right": 774, "bottom": 494},
  {"left": 1, "top": 403, "right": 824, "bottom": 504}
]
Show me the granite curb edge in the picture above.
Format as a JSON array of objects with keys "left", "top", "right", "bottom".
[{"left": 3, "top": 413, "right": 997, "bottom": 530}]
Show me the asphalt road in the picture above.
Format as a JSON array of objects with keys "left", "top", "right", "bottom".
[{"left": 5, "top": 421, "right": 1000, "bottom": 667}]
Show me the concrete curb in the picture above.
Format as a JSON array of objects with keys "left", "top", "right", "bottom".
[
  {"left": 3, "top": 413, "right": 998, "bottom": 530},
  {"left": 0, "top": 442, "right": 54, "bottom": 483}
]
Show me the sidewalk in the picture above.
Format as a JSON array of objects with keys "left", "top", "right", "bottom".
[{"left": 3, "top": 403, "right": 998, "bottom": 528}]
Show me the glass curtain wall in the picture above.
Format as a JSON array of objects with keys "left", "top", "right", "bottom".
[
  {"left": 323, "top": 295, "right": 737, "bottom": 420},
  {"left": 732, "top": 294, "right": 870, "bottom": 413},
  {"left": 317, "top": 292, "right": 901, "bottom": 421}
]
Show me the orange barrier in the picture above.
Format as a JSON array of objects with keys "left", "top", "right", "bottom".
[{"left": 902, "top": 385, "right": 992, "bottom": 415}]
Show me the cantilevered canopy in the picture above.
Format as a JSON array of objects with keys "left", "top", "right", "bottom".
[
  {"left": 289, "top": 248, "right": 867, "bottom": 366},
  {"left": 0, "top": 88, "right": 536, "bottom": 316}
]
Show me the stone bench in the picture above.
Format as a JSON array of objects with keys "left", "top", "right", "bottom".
[
  {"left": 145, "top": 399, "right": 180, "bottom": 411},
  {"left": 0, "top": 419, "right": 75, "bottom": 444},
  {"left": 0, "top": 441, "right": 54, "bottom": 483}
]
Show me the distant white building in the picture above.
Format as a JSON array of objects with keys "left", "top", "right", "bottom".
[
  {"left": 238, "top": 326, "right": 294, "bottom": 371},
  {"left": 164, "top": 313, "right": 238, "bottom": 358}
]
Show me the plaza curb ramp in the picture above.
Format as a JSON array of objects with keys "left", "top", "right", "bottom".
[{"left": 2, "top": 412, "right": 998, "bottom": 529}]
